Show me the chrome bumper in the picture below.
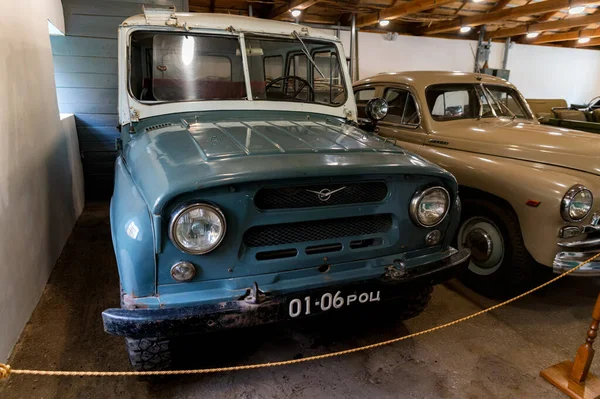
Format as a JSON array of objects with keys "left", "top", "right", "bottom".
[
  {"left": 553, "top": 250, "right": 600, "bottom": 276},
  {"left": 554, "top": 218, "right": 600, "bottom": 276}
]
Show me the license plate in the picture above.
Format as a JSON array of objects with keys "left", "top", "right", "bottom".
[{"left": 287, "top": 289, "right": 381, "bottom": 318}]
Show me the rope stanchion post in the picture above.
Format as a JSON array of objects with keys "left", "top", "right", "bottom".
[
  {"left": 0, "top": 253, "right": 599, "bottom": 381},
  {"left": 540, "top": 293, "right": 600, "bottom": 398},
  {"left": 0, "top": 363, "right": 10, "bottom": 380}
]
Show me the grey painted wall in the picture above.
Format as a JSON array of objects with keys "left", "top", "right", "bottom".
[{"left": 52, "top": 0, "right": 186, "bottom": 198}]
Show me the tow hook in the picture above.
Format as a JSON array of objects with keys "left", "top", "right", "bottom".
[
  {"left": 384, "top": 260, "right": 408, "bottom": 281},
  {"left": 244, "top": 282, "right": 267, "bottom": 304}
]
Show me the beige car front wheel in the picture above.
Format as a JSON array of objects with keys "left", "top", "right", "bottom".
[{"left": 456, "top": 198, "right": 538, "bottom": 298}]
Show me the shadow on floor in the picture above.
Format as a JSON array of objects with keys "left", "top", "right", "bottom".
[{"left": 1, "top": 202, "right": 598, "bottom": 399}]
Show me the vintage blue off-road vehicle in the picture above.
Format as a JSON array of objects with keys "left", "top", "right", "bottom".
[{"left": 102, "top": 9, "right": 470, "bottom": 371}]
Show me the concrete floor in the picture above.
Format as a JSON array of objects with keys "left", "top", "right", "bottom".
[{"left": 1, "top": 202, "right": 599, "bottom": 399}]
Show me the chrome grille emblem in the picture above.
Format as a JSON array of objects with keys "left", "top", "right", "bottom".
[{"left": 306, "top": 187, "right": 346, "bottom": 202}]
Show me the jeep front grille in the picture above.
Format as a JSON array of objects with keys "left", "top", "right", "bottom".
[
  {"left": 254, "top": 182, "right": 388, "bottom": 210},
  {"left": 243, "top": 214, "right": 393, "bottom": 248}
]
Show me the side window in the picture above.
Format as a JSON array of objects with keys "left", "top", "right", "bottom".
[
  {"left": 403, "top": 93, "right": 419, "bottom": 126},
  {"left": 354, "top": 88, "right": 375, "bottom": 118},
  {"left": 264, "top": 56, "right": 283, "bottom": 82},
  {"left": 431, "top": 90, "right": 471, "bottom": 119},
  {"left": 382, "top": 88, "right": 420, "bottom": 127}
]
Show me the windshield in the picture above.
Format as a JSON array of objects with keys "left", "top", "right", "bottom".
[
  {"left": 128, "top": 31, "right": 347, "bottom": 106},
  {"left": 425, "top": 83, "right": 533, "bottom": 121}
]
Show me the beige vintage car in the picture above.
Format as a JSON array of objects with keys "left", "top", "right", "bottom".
[{"left": 353, "top": 71, "right": 600, "bottom": 297}]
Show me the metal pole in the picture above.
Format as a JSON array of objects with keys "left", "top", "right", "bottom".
[
  {"left": 248, "top": 4, "right": 253, "bottom": 17},
  {"left": 473, "top": 25, "right": 486, "bottom": 73},
  {"left": 350, "top": 14, "right": 356, "bottom": 81},
  {"left": 355, "top": 27, "right": 359, "bottom": 81},
  {"left": 502, "top": 37, "right": 511, "bottom": 70}
]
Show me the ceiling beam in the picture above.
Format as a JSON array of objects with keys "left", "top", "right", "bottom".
[
  {"left": 575, "top": 37, "right": 600, "bottom": 46},
  {"left": 356, "top": 0, "right": 456, "bottom": 28},
  {"left": 538, "top": 10, "right": 559, "bottom": 21},
  {"left": 278, "top": 13, "right": 340, "bottom": 24},
  {"left": 419, "top": 0, "right": 600, "bottom": 35},
  {"left": 530, "top": 27, "right": 600, "bottom": 43},
  {"left": 269, "top": 0, "right": 321, "bottom": 20},
  {"left": 489, "top": 0, "right": 512, "bottom": 13},
  {"left": 486, "top": 12, "right": 600, "bottom": 39}
]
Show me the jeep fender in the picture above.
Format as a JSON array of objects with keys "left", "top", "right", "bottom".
[{"left": 111, "top": 156, "right": 156, "bottom": 298}]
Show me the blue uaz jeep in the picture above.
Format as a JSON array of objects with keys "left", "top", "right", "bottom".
[{"left": 102, "top": 10, "right": 470, "bottom": 371}]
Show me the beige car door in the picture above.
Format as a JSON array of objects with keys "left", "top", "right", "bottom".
[{"left": 374, "top": 86, "right": 428, "bottom": 154}]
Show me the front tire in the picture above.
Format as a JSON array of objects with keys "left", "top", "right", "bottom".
[
  {"left": 125, "top": 337, "right": 172, "bottom": 371},
  {"left": 457, "top": 199, "right": 537, "bottom": 298},
  {"left": 388, "top": 286, "right": 433, "bottom": 320}
]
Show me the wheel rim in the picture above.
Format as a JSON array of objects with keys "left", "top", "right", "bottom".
[{"left": 458, "top": 217, "right": 505, "bottom": 276}]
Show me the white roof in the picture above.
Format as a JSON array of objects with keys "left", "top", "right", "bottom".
[{"left": 121, "top": 12, "right": 339, "bottom": 41}]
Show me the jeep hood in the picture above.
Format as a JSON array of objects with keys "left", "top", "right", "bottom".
[
  {"left": 124, "top": 113, "right": 454, "bottom": 213},
  {"left": 430, "top": 119, "right": 600, "bottom": 176}
]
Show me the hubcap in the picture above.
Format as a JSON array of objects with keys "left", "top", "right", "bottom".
[
  {"left": 458, "top": 217, "right": 505, "bottom": 276},
  {"left": 465, "top": 228, "right": 493, "bottom": 263}
]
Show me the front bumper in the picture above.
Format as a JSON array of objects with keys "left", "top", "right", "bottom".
[
  {"left": 553, "top": 250, "right": 600, "bottom": 276},
  {"left": 103, "top": 248, "right": 470, "bottom": 338}
]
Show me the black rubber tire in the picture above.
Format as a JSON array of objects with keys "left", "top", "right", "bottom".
[
  {"left": 125, "top": 337, "right": 172, "bottom": 371},
  {"left": 389, "top": 286, "right": 433, "bottom": 321},
  {"left": 457, "top": 198, "right": 537, "bottom": 298}
]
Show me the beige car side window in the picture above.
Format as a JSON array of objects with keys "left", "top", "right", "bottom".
[
  {"left": 354, "top": 88, "right": 376, "bottom": 119},
  {"left": 432, "top": 90, "right": 470, "bottom": 118},
  {"left": 382, "top": 88, "right": 420, "bottom": 127}
]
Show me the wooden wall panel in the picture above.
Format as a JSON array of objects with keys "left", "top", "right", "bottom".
[{"left": 52, "top": 0, "right": 186, "bottom": 198}]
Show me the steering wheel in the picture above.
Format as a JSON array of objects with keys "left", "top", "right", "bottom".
[{"left": 265, "top": 75, "right": 314, "bottom": 101}]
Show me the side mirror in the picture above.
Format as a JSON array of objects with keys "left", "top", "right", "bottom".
[{"left": 366, "top": 98, "right": 389, "bottom": 121}]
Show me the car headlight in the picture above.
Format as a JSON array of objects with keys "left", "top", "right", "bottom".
[
  {"left": 410, "top": 187, "right": 450, "bottom": 227},
  {"left": 169, "top": 203, "right": 226, "bottom": 254},
  {"left": 561, "top": 184, "right": 593, "bottom": 222}
]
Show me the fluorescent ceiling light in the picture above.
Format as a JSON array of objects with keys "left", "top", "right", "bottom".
[
  {"left": 460, "top": 26, "right": 472, "bottom": 33},
  {"left": 291, "top": 9, "right": 301, "bottom": 17},
  {"left": 379, "top": 20, "right": 390, "bottom": 27},
  {"left": 472, "top": 0, "right": 483, "bottom": 2},
  {"left": 578, "top": 37, "right": 591, "bottom": 43},
  {"left": 568, "top": 5, "right": 586, "bottom": 14},
  {"left": 526, "top": 32, "right": 539, "bottom": 38}
]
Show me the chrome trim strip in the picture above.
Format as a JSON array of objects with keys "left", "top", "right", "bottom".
[
  {"left": 553, "top": 250, "right": 600, "bottom": 276},
  {"left": 558, "top": 237, "right": 600, "bottom": 248}
]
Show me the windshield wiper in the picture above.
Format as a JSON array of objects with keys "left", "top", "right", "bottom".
[
  {"left": 293, "top": 31, "right": 325, "bottom": 79},
  {"left": 482, "top": 85, "right": 516, "bottom": 120}
]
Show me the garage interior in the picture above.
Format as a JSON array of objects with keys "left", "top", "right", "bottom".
[{"left": 1, "top": 0, "right": 600, "bottom": 398}]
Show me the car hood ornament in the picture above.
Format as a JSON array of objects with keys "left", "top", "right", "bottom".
[{"left": 306, "top": 186, "right": 346, "bottom": 202}]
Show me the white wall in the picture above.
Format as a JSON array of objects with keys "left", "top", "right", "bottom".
[
  {"left": 341, "top": 31, "right": 600, "bottom": 105},
  {"left": 0, "top": 0, "right": 85, "bottom": 361}
]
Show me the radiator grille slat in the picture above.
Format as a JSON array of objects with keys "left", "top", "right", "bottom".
[
  {"left": 254, "top": 182, "right": 388, "bottom": 210},
  {"left": 243, "top": 215, "right": 393, "bottom": 248}
]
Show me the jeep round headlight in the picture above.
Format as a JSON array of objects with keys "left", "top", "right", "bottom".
[
  {"left": 410, "top": 187, "right": 450, "bottom": 227},
  {"left": 561, "top": 185, "right": 593, "bottom": 222},
  {"left": 169, "top": 203, "right": 226, "bottom": 254}
]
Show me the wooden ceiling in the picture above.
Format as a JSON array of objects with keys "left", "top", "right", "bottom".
[{"left": 188, "top": 0, "right": 600, "bottom": 48}]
